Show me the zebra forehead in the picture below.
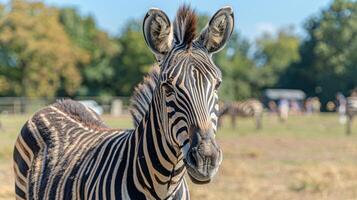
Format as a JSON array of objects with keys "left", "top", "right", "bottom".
[{"left": 163, "top": 54, "right": 222, "bottom": 82}]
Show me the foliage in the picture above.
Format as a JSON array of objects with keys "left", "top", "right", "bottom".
[
  {"left": 282, "top": 0, "right": 357, "bottom": 104},
  {"left": 215, "top": 32, "right": 259, "bottom": 100},
  {"left": 0, "top": 0, "right": 85, "bottom": 97},
  {"left": 0, "top": 0, "right": 356, "bottom": 104},
  {"left": 59, "top": 8, "right": 120, "bottom": 97},
  {"left": 111, "top": 20, "right": 155, "bottom": 96},
  {"left": 255, "top": 27, "right": 300, "bottom": 88}
]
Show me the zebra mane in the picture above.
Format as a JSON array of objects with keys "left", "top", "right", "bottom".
[
  {"left": 129, "top": 65, "right": 160, "bottom": 127},
  {"left": 53, "top": 99, "right": 108, "bottom": 129},
  {"left": 173, "top": 5, "right": 197, "bottom": 47}
]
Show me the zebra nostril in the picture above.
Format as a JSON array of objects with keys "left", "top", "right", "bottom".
[
  {"left": 201, "top": 142, "right": 213, "bottom": 157},
  {"left": 197, "top": 138, "right": 214, "bottom": 157}
]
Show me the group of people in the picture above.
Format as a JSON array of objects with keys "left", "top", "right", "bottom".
[
  {"left": 267, "top": 89, "right": 357, "bottom": 123},
  {"left": 268, "top": 97, "right": 321, "bottom": 121},
  {"left": 334, "top": 90, "right": 357, "bottom": 124}
]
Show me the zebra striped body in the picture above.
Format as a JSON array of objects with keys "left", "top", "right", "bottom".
[
  {"left": 218, "top": 99, "right": 263, "bottom": 129},
  {"left": 14, "top": 5, "right": 234, "bottom": 199},
  {"left": 346, "top": 96, "right": 357, "bottom": 134},
  {"left": 14, "top": 100, "right": 189, "bottom": 199}
]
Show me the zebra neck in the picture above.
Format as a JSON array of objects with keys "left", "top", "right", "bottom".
[{"left": 132, "top": 90, "right": 186, "bottom": 198}]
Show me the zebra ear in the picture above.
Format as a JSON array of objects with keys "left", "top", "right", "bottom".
[
  {"left": 196, "top": 6, "right": 234, "bottom": 54},
  {"left": 143, "top": 8, "right": 172, "bottom": 57}
]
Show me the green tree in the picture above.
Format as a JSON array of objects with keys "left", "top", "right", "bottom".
[
  {"left": 255, "top": 27, "right": 300, "bottom": 88},
  {"left": 59, "top": 8, "right": 120, "bottom": 97},
  {"left": 0, "top": 0, "right": 85, "bottom": 97},
  {"left": 111, "top": 20, "right": 155, "bottom": 96},
  {"left": 283, "top": 0, "right": 357, "bottom": 104}
]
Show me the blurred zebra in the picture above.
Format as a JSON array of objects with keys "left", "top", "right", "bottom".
[
  {"left": 346, "top": 96, "right": 357, "bottom": 134},
  {"left": 13, "top": 5, "right": 234, "bottom": 200},
  {"left": 218, "top": 99, "right": 263, "bottom": 129}
]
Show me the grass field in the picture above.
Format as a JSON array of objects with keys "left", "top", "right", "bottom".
[{"left": 1, "top": 113, "right": 357, "bottom": 199}]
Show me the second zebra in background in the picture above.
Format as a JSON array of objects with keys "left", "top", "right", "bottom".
[{"left": 218, "top": 99, "right": 263, "bottom": 130}]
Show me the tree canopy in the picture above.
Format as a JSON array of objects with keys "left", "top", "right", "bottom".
[
  {"left": 0, "top": 0, "right": 85, "bottom": 97},
  {"left": 255, "top": 27, "right": 300, "bottom": 88},
  {"left": 111, "top": 20, "right": 154, "bottom": 96},
  {"left": 281, "top": 0, "right": 357, "bottom": 104},
  {"left": 0, "top": 0, "right": 356, "bottom": 107},
  {"left": 59, "top": 8, "right": 120, "bottom": 97}
]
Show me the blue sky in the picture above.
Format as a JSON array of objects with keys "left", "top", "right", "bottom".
[{"left": 1, "top": 0, "right": 333, "bottom": 40}]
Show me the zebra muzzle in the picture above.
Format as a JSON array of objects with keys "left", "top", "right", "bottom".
[{"left": 184, "top": 128, "right": 222, "bottom": 184}]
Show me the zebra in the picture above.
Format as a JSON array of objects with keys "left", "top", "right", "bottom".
[
  {"left": 346, "top": 95, "right": 357, "bottom": 134},
  {"left": 13, "top": 5, "right": 234, "bottom": 200},
  {"left": 218, "top": 99, "right": 263, "bottom": 129}
]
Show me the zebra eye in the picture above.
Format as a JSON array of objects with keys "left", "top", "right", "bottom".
[
  {"left": 162, "top": 83, "right": 175, "bottom": 96},
  {"left": 214, "top": 81, "right": 222, "bottom": 91}
]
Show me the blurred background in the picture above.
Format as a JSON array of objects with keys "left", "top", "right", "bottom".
[{"left": 1, "top": 0, "right": 357, "bottom": 199}]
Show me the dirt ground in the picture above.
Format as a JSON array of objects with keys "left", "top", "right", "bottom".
[
  {"left": 189, "top": 136, "right": 357, "bottom": 200},
  {"left": 1, "top": 114, "right": 357, "bottom": 199}
]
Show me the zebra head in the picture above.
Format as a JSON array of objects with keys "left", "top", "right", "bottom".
[{"left": 143, "top": 5, "right": 234, "bottom": 184}]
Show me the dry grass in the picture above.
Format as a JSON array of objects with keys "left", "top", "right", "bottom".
[
  {"left": 1, "top": 113, "right": 357, "bottom": 199},
  {"left": 188, "top": 136, "right": 357, "bottom": 200}
]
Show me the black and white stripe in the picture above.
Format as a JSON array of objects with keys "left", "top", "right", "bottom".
[
  {"left": 13, "top": 5, "right": 234, "bottom": 199},
  {"left": 218, "top": 99, "right": 263, "bottom": 129},
  {"left": 13, "top": 100, "right": 190, "bottom": 199}
]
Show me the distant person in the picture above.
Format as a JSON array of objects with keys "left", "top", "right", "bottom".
[
  {"left": 346, "top": 90, "right": 357, "bottom": 134},
  {"left": 351, "top": 89, "right": 357, "bottom": 97},
  {"left": 336, "top": 92, "right": 347, "bottom": 124},
  {"left": 278, "top": 98, "right": 289, "bottom": 121},
  {"left": 305, "top": 98, "right": 313, "bottom": 115},
  {"left": 312, "top": 97, "right": 321, "bottom": 113},
  {"left": 268, "top": 100, "right": 278, "bottom": 114},
  {"left": 290, "top": 100, "right": 301, "bottom": 115}
]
